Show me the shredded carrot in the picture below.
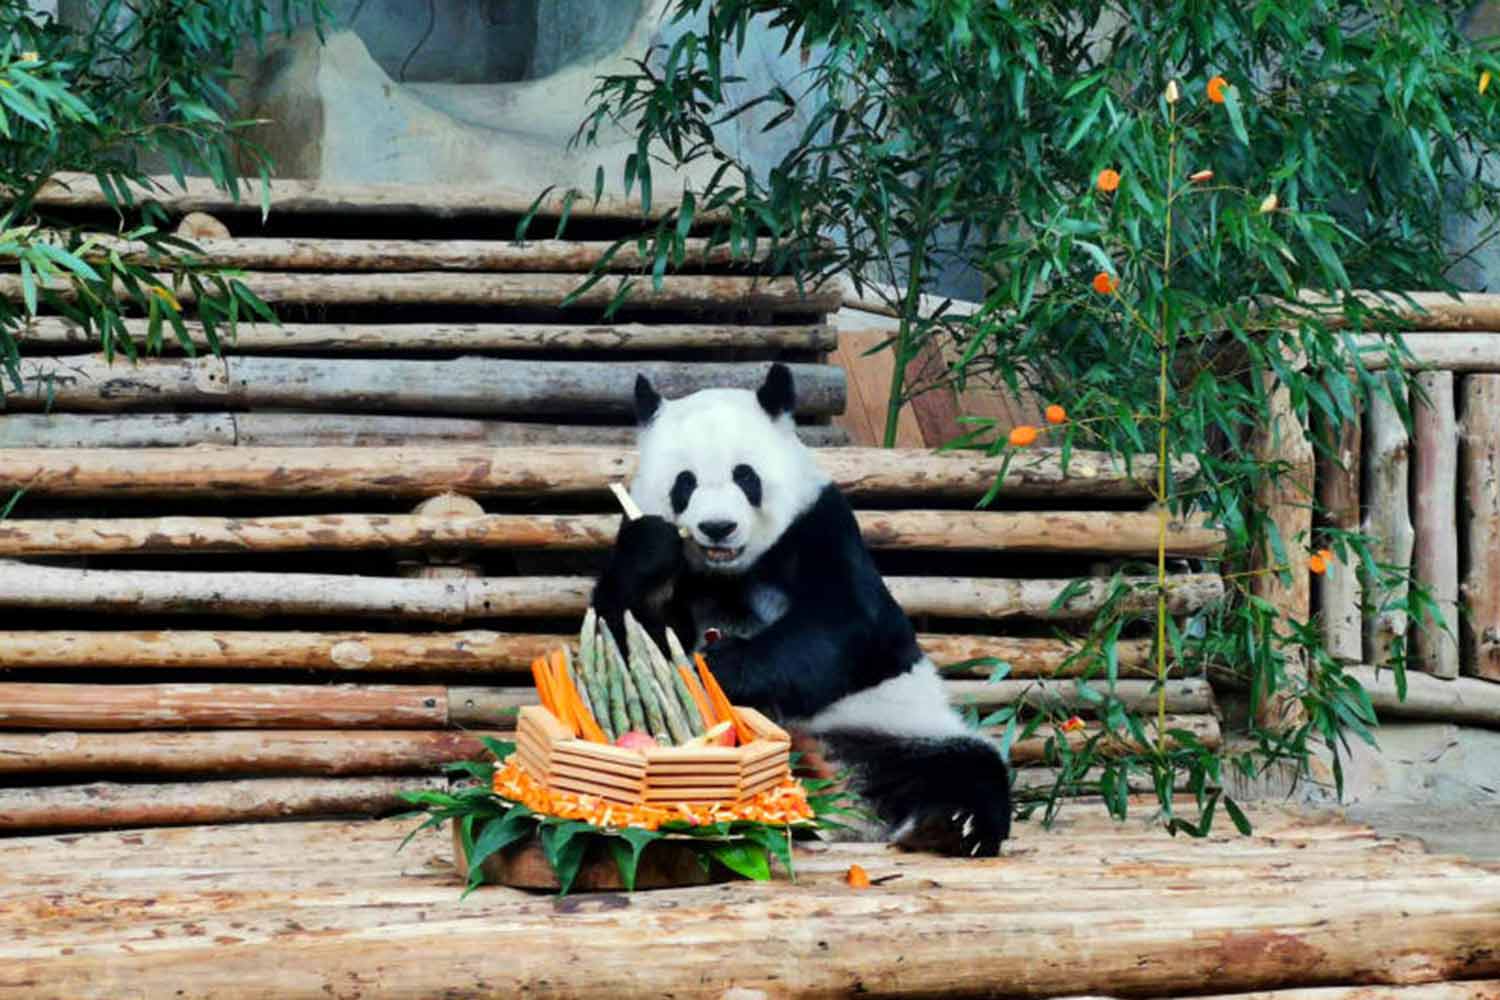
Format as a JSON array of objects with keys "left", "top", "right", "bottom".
[
  {"left": 492, "top": 757, "right": 812, "bottom": 832},
  {"left": 677, "top": 663, "right": 717, "bottom": 729},
  {"left": 695, "top": 653, "right": 756, "bottom": 746}
]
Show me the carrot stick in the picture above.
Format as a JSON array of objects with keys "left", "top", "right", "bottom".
[
  {"left": 530, "top": 656, "right": 555, "bottom": 715},
  {"left": 695, "top": 653, "right": 756, "bottom": 745},
  {"left": 677, "top": 663, "right": 717, "bottom": 729},
  {"left": 549, "top": 650, "right": 579, "bottom": 736},
  {"left": 555, "top": 650, "right": 608, "bottom": 743}
]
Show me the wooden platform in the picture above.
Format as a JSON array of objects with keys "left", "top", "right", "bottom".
[{"left": 1, "top": 806, "right": 1497, "bottom": 999}]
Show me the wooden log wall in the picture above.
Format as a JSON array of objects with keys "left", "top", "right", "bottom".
[
  {"left": 0, "top": 177, "right": 1228, "bottom": 831},
  {"left": 1309, "top": 303, "right": 1500, "bottom": 700}
]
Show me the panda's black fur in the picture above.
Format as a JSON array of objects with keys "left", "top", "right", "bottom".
[{"left": 593, "top": 363, "right": 1011, "bottom": 857}]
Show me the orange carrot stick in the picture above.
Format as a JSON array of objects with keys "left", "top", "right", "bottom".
[
  {"left": 677, "top": 663, "right": 717, "bottom": 729},
  {"left": 530, "top": 656, "right": 555, "bottom": 714},
  {"left": 549, "top": 650, "right": 579, "bottom": 736},
  {"left": 695, "top": 653, "right": 756, "bottom": 745},
  {"left": 555, "top": 651, "right": 607, "bottom": 743}
]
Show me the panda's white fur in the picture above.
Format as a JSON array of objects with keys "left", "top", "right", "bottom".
[
  {"left": 595, "top": 364, "right": 1012, "bottom": 856},
  {"left": 632, "top": 386, "right": 827, "bottom": 575}
]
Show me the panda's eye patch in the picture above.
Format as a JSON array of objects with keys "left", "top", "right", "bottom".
[
  {"left": 670, "top": 470, "right": 697, "bottom": 514},
  {"left": 732, "top": 464, "right": 762, "bottom": 507}
]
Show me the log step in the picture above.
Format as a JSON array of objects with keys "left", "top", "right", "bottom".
[
  {"left": 0, "top": 713, "right": 1221, "bottom": 781},
  {"left": 0, "top": 412, "right": 851, "bottom": 449},
  {"left": 0, "top": 562, "right": 1226, "bottom": 622},
  {"left": 0, "top": 272, "right": 841, "bottom": 315},
  {"left": 17, "top": 316, "right": 837, "bottom": 354},
  {"left": 0, "top": 630, "right": 1161, "bottom": 679},
  {"left": 7, "top": 356, "right": 847, "bottom": 418},
  {"left": 0, "top": 445, "right": 1198, "bottom": 500},
  {"left": 0, "top": 776, "right": 440, "bottom": 833},
  {"left": 0, "top": 510, "right": 1225, "bottom": 558},
  {"left": 35, "top": 171, "right": 686, "bottom": 222}
]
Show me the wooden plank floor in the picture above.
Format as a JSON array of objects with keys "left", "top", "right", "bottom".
[{"left": 1, "top": 806, "right": 1498, "bottom": 999}]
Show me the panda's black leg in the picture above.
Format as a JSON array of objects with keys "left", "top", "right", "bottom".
[{"left": 818, "top": 730, "right": 1012, "bottom": 857}]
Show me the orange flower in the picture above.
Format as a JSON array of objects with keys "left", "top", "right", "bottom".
[
  {"left": 1008, "top": 424, "right": 1039, "bottom": 447},
  {"left": 1308, "top": 553, "right": 1328, "bottom": 575},
  {"left": 1096, "top": 168, "right": 1121, "bottom": 192},
  {"left": 846, "top": 864, "right": 871, "bottom": 889},
  {"left": 1207, "top": 75, "right": 1229, "bottom": 103},
  {"left": 1189, "top": 169, "right": 1215, "bottom": 183},
  {"left": 1045, "top": 404, "right": 1067, "bottom": 425},
  {"left": 1091, "top": 271, "right": 1118, "bottom": 295},
  {"left": 1061, "top": 715, "right": 1086, "bottom": 734}
]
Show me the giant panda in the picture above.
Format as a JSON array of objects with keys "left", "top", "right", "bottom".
[{"left": 592, "top": 362, "right": 1011, "bottom": 857}]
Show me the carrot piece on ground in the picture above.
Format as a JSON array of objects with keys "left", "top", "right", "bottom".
[
  {"left": 695, "top": 653, "right": 756, "bottom": 745},
  {"left": 677, "top": 663, "right": 717, "bottom": 729}
]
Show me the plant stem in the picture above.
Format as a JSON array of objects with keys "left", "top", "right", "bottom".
[{"left": 1156, "top": 96, "right": 1179, "bottom": 754}]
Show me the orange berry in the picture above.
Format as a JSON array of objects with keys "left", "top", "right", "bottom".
[
  {"left": 1207, "top": 75, "right": 1229, "bottom": 104},
  {"left": 1318, "top": 547, "right": 1334, "bottom": 564},
  {"left": 1008, "top": 425, "right": 1039, "bottom": 448},
  {"left": 1061, "top": 715, "right": 1086, "bottom": 734},
  {"left": 1091, "top": 271, "right": 1118, "bottom": 295},
  {"left": 846, "top": 864, "right": 871, "bottom": 889},
  {"left": 1096, "top": 168, "right": 1121, "bottom": 192},
  {"left": 1308, "top": 554, "right": 1328, "bottom": 575},
  {"left": 1189, "top": 169, "right": 1214, "bottom": 183},
  {"left": 1045, "top": 404, "right": 1067, "bottom": 425}
]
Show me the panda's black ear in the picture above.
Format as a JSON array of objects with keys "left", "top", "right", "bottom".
[
  {"left": 756, "top": 362, "right": 795, "bottom": 419},
  {"left": 634, "top": 374, "right": 662, "bottom": 425}
]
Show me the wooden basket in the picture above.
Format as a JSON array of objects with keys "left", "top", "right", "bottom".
[{"left": 514, "top": 704, "right": 792, "bottom": 805}]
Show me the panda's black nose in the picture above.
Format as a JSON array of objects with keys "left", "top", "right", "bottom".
[{"left": 698, "top": 519, "right": 737, "bottom": 542}]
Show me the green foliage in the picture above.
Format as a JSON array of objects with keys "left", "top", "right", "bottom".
[
  {"left": 399, "top": 745, "right": 851, "bottom": 897},
  {"left": 0, "top": 0, "right": 327, "bottom": 391},
  {"left": 575, "top": 1, "right": 1499, "bottom": 833}
]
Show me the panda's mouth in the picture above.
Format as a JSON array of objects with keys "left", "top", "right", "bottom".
[{"left": 701, "top": 544, "right": 744, "bottom": 564}]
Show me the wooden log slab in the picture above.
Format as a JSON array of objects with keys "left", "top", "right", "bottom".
[
  {"left": 1363, "top": 387, "right": 1416, "bottom": 667},
  {"left": 1410, "top": 371, "right": 1460, "bottom": 678},
  {"left": 0, "top": 412, "right": 849, "bottom": 449},
  {"left": 0, "top": 562, "right": 1224, "bottom": 623},
  {"left": 1355, "top": 332, "right": 1500, "bottom": 370},
  {"left": 0, "top": 629, "right": 1159, "bottom": 679},
  {"left": 0, "top": 445, "right": 1195, "bottom": 500},
  {"left": 0, "top": 682, "right": 450, "bottom": 730},
  {"left": 1182, "top": 984, "right": 1500, "bottom": 1000},
  {"left": 0, "top": 509, "right": 1225, "bottom": 558},
  {"left": 1296, "top": 290, "right": 1500, "bottom": 330},
  {"left": 944, "top": 678, "right": 1216, "bottom": 715},
  {"left": 1459, "top": 375, "right": 1500, "bottom": 681},
  {"left": 5, "top": 806, "right": 1498, "bottom": 998},
  {"left": 17, "top": 316, "right": 837, "bottom": 354},
  {"left": 0, "top": 730, "right": 504, "bottom": 776},
  {"left": 7, "top": 356, "right": 846, "bottom": 418},
  {"left": 0, "top": 776, "right": 440, "bottom": 832},
  {"left": 0, "top": 272, "right": 842, "bottom": 315},
  {"left": 33, "top": 171, "right": 703, "bottom": 222}
]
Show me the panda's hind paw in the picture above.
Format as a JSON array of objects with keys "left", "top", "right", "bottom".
[{"left": 891, "top": 804, "right": 1006, "bottom": 859}]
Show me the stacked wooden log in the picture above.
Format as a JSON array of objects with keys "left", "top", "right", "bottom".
[
  {"left": 0, "top": 176, "right": 1227, "bottom": 831},
  {"left": 1313, "top": 293, "right": 1500, "bottom": 718}
]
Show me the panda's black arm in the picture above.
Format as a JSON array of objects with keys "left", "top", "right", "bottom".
[
  {"left": 699, "top": 612, "right": 877, "bottom": 720},
  {"left": 590, "top": 515, "right": 686, "bottom": 643}
]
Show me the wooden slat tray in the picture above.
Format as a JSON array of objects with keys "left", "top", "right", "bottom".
[{"left": 515, "top": 704, "right": 791, "bottom": 806}]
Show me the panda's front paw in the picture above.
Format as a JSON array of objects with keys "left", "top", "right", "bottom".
[
  {"left": 614, "top": 515, "right": 685, "bottom": 588},
  {"left": 893, "top": 804, "right": 1007, "bottom": 858}
]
